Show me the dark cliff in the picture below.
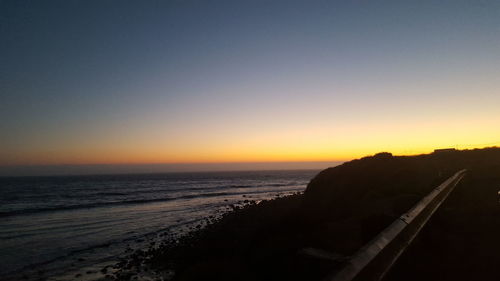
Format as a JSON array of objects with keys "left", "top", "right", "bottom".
[{"left": 114, "top": 147, "right": 500, "bottom": 281}]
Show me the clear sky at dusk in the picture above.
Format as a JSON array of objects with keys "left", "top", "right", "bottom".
[{"left": 1, "top": 0, "right": 500, "bottom": 175}]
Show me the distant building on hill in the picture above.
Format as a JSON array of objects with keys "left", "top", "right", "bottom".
[{"left": 433, "top": 148, "right": 457, "bottom": 153}]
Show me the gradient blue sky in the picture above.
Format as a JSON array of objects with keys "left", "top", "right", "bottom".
[{"left": 1, "top": 0, "right": 500, "bottom": 175}]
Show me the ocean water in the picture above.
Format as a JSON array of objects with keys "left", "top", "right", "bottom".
[{"left": 0, "top": 170, "right": 319, "bottom": 280}]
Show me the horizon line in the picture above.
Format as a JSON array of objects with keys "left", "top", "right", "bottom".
[
  {"left": 3, "top": 146, "right": 499, "bottom": 177},
  {"left": 0, "top": 160, "right": 347, "bottom": 178}
]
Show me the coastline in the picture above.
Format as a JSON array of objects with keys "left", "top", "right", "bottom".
[
  {"left": 0, "top": 171, "right": 315, "bottom": 281},
  {"left": 104, "top": 148, "right": 500, "bottom": 281}
]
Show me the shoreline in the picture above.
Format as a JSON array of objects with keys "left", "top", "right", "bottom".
[
  {"left": 1, "top": 185, "right": 305, "bottom": 281},
  {"left": 103, "top": 192, "right": 306, "bottom": 281},
  {"left": 104, "top": 148, "right": 500, "bottom": 281},
  {"left": 4, "top": 148, "right": 500, "bottom": 281}
]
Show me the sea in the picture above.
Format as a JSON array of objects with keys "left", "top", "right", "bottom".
[{"left": 0, "top": 170, "right": 319, "bottom": 281}]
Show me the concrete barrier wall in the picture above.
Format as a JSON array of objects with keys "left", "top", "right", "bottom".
[{"left": 324, "top": 169, "right": 467, "bottom": 281}]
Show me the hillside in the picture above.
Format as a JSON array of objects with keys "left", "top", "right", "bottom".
[{"left": 112, "top": 148, "right": 500, "bottom": 281}]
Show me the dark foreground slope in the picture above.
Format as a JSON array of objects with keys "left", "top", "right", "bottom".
[
  {"left": 385, "top": 150, "right": 500, "bottom": 281},
  {"left": 116, "top": 148, "right": 500, "bottom": 281}
]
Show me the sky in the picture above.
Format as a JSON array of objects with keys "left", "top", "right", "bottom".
[{"left": 1, "top": 0, "right": 500, "bottom": 175}]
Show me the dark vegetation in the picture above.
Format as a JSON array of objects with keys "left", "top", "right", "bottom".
[{"left": 112, "top": 148, "right": 500, "bottom": 281}]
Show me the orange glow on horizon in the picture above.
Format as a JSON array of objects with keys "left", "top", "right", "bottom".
[
  {"left": 2, "top": 106, "right": 500, "bottom": 167},
  {"left": 3, "top": 143, "right": 499, "bottom": 167}
]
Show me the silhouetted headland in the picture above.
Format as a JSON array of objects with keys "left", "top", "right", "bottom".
[{"left": 109, "top": 147, "right": 500, "bottom": 281}]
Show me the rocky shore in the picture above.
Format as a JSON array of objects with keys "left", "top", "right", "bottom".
[{"left": 104, "top": 148, "right": 500, "bottom": 281}]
